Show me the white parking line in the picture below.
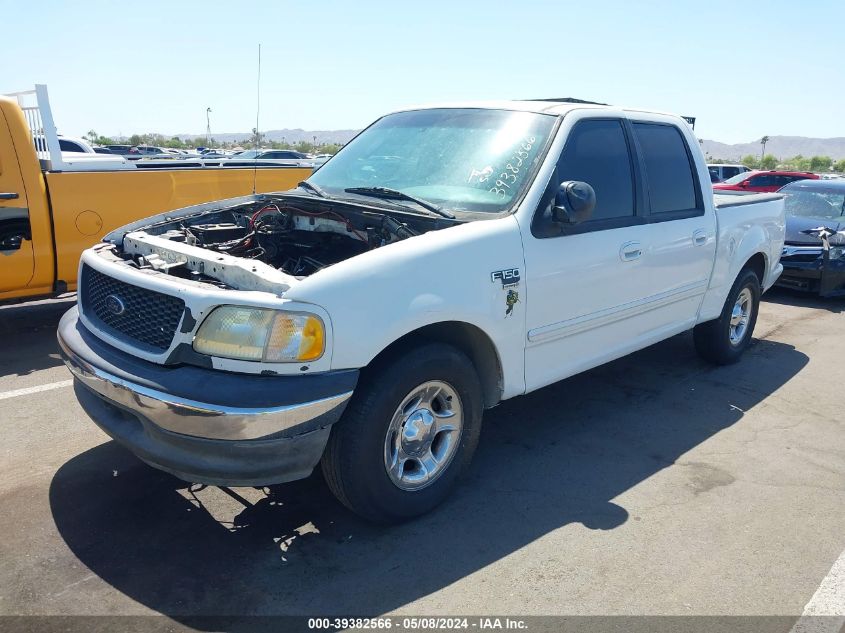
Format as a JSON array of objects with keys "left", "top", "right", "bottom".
[
  {"left": 0, "top": 379, "right": 73, "bottom": 401},
  {"left": 790, "top": 547, "right": 845, "bottom": 632}
]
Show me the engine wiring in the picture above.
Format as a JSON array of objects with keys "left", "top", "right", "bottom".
[
  {"left": 144, "top": 198, "right": 431, "bottom": 282},
  {"left": 250, "top": 203, "right": 369, "bottom": 243}
]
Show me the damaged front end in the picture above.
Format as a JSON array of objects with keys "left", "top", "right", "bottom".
[
  {"left": 777, "top": 226, "right": 845, "bottom": 297},
  {"left": 101, "top": 192, "right": 450, "bottom": 294},
  {"left": 58, "top": 189, "right": 459, "bottom": 486}
]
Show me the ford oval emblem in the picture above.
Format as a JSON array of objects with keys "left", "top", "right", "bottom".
[{"left": 105, "top": 294, "right": 126, "bottom": 316}]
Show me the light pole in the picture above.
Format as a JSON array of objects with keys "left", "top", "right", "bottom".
[{"left": 206, "top": 107, "right": 212, "bottom": 148}]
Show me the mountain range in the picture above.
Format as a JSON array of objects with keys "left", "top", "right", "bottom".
[
  {"left": 700, "top": 136, "right": 845, "bottom": 161},
  {"left": 182, "top": 128, "right": 845, "bottom": 160}
]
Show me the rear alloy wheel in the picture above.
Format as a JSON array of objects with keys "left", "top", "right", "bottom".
[
  {"left": 728, "top": 287, "right": 754, "bottom": 346},
  {"left": 694, "top": 268, "right": 761, "bottom": 365}
]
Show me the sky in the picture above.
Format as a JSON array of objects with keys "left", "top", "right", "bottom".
[{"left": 1, "top": 0, "right": 843, "bottom": 144}]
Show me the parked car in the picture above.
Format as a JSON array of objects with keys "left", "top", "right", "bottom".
[
  {"left": 58, "top": 101, "right": 785, "bottom": 523},
  {"left": 92, "top": 146, "right": 114, "bottom": 154},
  {"left": 707, "top": 164, "right": 750, "bottom": 183},
  {"left": 57, "top": 136, "right": 95, "bottom": 153},
  {"left": 713, "top": 170, "right": 819, "bottom": 192},
  {"left": 104, "top": 144, "right": 134, "bottom": 155},
  {"left": 226, "top": 149, "right": 310, "bottom": 160},
  {"left": 33, "top": 135, "right": 127, "bottom": 164},
  {"left": 216, "top": 149, "right": 315, "bottom": 168},
  {"left": 125, "top": 145, "right": 169, "bottom": 160},
  {"left": 199, "top": 148, "right": 234, "bottom": 157},
  {"left": 196, "top": 149, "right": 231, "bottom": 159},
  {"left": 776, "top": 178, "right": 845, "bottom": 296}
]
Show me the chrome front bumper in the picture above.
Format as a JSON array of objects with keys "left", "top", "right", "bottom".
[
  {"left": 60, "top": 338, "right": 352, "bottom": 441},
  {"left": 58, "top": 307, "right": 358, "bottom": 486}
]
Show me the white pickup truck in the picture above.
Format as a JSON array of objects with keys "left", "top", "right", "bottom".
[{"left": 59, "top": 101, "right": 785, "bottom": 522}]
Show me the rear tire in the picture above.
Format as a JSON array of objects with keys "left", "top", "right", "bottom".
[
  {"left": 694, "top": 268, "right": 761, "bottom": 365},
  {"left": 321, "top": 343, "right": 483, "bottom": 523}
]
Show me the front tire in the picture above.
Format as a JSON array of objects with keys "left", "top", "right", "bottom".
[
  {"left": 694, "top": 268, "right": 761, "bottom": 365},
  {"left": 321, "top": 343, "right": 483, "bottom": 523}
]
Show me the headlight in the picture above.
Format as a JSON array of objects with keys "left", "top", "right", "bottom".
[
  {"left": 193, "top": 306, "right": 325, "bottom": 363},
  {"left": 830, "top": 246, "right": 845, "bottom": 260}
]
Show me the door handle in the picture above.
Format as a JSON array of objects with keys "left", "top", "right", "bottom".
[
  {"left": 0, "top": 192, "right": 20, "bottom": 200},
  {"left": 693, "top": 229, "right": 708, "bottom": 246},
  {"left": 620, "top": 241, "right": 643, "bottom": 262}
]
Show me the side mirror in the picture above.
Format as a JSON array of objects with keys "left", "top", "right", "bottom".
[
  {"left": 552, "top": 181, "right": 596, "bottom": 225},
  {"left": 739, "top": 181, "right": 749, "bottom": 188}
]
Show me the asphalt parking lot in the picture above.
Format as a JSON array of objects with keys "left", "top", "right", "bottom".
[{"left": 0, "top": 291, "right": 843, "bottom": 630}]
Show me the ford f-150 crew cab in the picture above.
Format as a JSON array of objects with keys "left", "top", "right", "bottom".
[
  {"left": 0, "top": 86, "right": 310, "bottom": 303},
  {"left": 58, "top": 100, "right": 786, "bottom": 522}
]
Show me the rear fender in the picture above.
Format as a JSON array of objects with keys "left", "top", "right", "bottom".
[{"left": 698, "top": 224, "right": 769, "bottom": 323}]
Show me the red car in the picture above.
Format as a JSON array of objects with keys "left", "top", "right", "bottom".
[{"left": 713, "top": 170, "right": 819, "bottom": 193}]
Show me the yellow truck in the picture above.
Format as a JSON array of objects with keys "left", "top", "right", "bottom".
[{"left": 0, "top": 85, "right": 311, "bottom": 302}]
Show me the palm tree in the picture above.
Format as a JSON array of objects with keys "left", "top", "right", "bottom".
[{"left": 760, "top": 136, "right": 770, "bottom": 164}]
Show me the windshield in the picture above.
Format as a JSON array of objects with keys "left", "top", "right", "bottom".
[
  {"left": 722, "top": 171, "right": 752, "bottom": 185},
  {"left": 308, "top": 108, "right": 557, "bottom": 214},
  {"left": 781, "top": 186, "right": 845, "bottom": 219}
]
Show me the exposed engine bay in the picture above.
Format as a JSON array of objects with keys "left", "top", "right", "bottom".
[{"left": 107, "top": 194, "right": 453, "bottom": 291}]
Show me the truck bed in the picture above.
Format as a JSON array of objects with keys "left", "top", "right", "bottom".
[
  {"left": 695, "top": 191, "right": 786, "bottom": 323},
  {"left": 713, "top": 192, "right": 784, "bottom": 208}
]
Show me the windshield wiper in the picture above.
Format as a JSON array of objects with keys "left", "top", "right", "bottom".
[
  {"left": 298, "top": 180, "right": 329, "bottom": 198},
  {"left": 344, "top": 186, "right": 455, "bottom": 219}
]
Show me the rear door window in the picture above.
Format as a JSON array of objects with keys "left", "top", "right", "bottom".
[
  {"left": 631, "top": 122, "right": 701, "bottom": 216},
  {"left": 748, "top": 175, "right": 774, "bottom": 187}
]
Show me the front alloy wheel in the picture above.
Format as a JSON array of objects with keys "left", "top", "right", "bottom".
[
  {"left": 321, "top": 342, "right": 483, "bottom": 523},
  {"left": 384, "top": 380, "right": 463, "bottom": 491}
]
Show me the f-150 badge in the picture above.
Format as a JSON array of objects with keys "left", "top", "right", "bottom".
[{"left": 491, "top": 268, "right": 520, "bottom": 287}]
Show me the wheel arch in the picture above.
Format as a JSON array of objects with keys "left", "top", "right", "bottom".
[
  {"left": 742, "top": 251, "right": 767, "bottom": 285},
  {"left": 363, "top": 321, "right": 504, "bottom": 409}
]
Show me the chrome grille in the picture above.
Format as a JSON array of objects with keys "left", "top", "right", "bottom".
[
  {"left": 781, "top": 245, "right": 823, "bottom": 262},
  {"left": 80, "top": 265, "right": 185, "bottom": 352}
]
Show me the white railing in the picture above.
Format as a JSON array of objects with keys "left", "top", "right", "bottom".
[
  {"left": 2, "top": 85, "right": 134, "bottom": 171},
  {"left": 2, "top": 85, "right": 62, "bottom": 166}
]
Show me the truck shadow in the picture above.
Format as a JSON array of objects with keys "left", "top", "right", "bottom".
[
  {"left": 49, "top": 334, "right": 807, "bottom": 623},
  {"left": 0, "top": 297, "right": 75, "bottom": 377}
]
